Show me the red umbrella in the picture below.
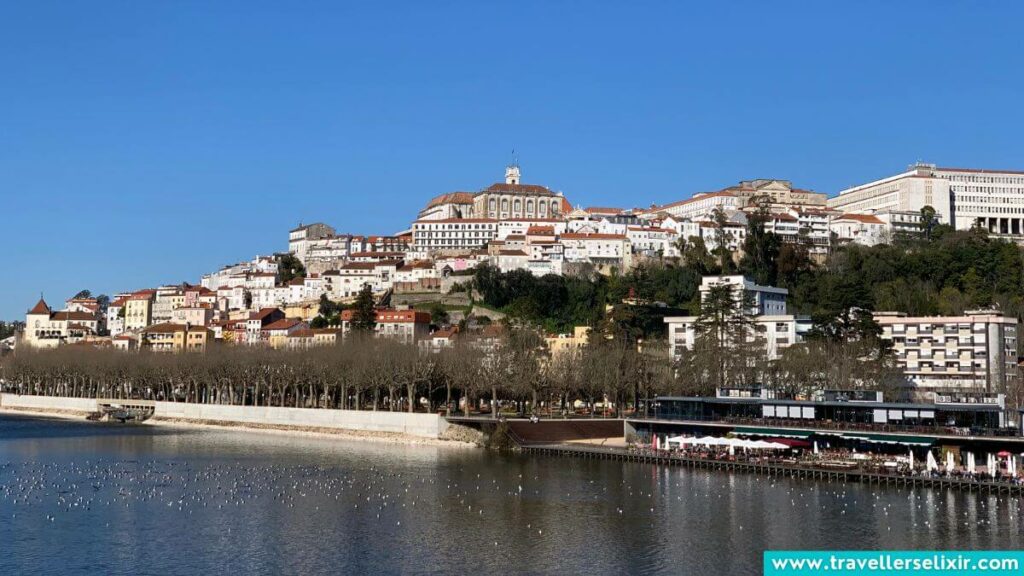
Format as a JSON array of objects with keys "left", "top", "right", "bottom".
[
  {"left": 767, "top": 438, "right": 812, "bottom": 449},
  {"left": 997, "top": 451, "right": 1012, "bottom": 457}
]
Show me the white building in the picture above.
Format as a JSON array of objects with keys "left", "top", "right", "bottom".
[
  {"left": 876, "top": 311, "right": 1018, "bottom": 393},
  {"left": 411, "top": 219, "right": 498, "bottom": 253},
  {"left": 829, "top": 213, "right": 888, "bottom": 246},
  {"left": 559, "top": 233, "right": 632, "bottom": 268},
  {"left": 663, "top": 275, "right": 810, "bottom": 361},
  {"left": 644, "top": 191, "right": 742, "bottom": 221},
  {"left": 829, "top": 163, "right": 1024, "bottom": 238},
  {"left": 288, "top": 223, "right": 336, "bottom": 263}
]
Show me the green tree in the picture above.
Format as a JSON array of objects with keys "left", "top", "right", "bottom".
[
  {"left": 351, "top": 285, "right": 377, "bottom": 332},
  {"left": 277, "top": 253, "right": 306, "bottom": 283},
  {"left": 739, "top": 197, "right": 782, "bottom": 286},
  {"left": 428, "top": 303, "right": 450, "bottom": 327}
]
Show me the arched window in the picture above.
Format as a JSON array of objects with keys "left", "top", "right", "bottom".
[
  {"left": 539, "top": 203, "right": 547, "bottom": 216},
  {"left": 513, "top": 199, "right": 521, "bottom": 214},
  {"left": 551, "top": 200, "right": 559, "bottom": 215},
  {"left": 501, "top": 198, "right": 509, "bottom": 212},
  {"left": 526, "top": 200, "right": 534, "bottom": 214},
  {"left": 489, "top": 198, "right": 496, "bottom": 212}
]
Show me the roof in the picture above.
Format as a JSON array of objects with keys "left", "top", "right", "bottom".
[
  {"left": 648, "top": 191, "right": 738, "bottom": 212},
  {"left": 425, "top": 191, "right": 476, "bottom": 208},
  {"left": 250, "top": 308, "right": 282, "bottom": 320},
  {"left": 50, "top": 311, "right": 97, "bottom": 322},
  {"left": 263, "top": 318, "right": 305, "bottom": 332},
  {"left": 339, "top": 309, "right": 431, "bottom": 323},
  {"left": 142, "top": 323, "right": 209, "bottom": 334},
  {"left": 483, "top": 183, "right": 557, "bottom": 196},
  {"left": 431, "top": 327, "right": 459, "bottom": 339},
  {"left": 526, "top": 226, "right": 556, "bottom": 235},
  {"left": 414, "top": 218, "right": 497, "bottom": 224},
  {"left": 349, "top": 251, "right": 405, "bottom": 258},
  {"left": 584, "top": 206, "right": 625, "bottom": 215},
  {"left": 28, "top": 298, "right": 51, "bottom": 315},
  {"left": 498, "top": 250, "right": 528, "bottom": 256},
  {"left": 559, "top": 233, "right": 628, "bottom": 241},
  {"left": 937, "top": 166, "right": 1024, "bottom": 176},
  {"left": 835, "top": 213, "right": 884, "bottom": 225}
]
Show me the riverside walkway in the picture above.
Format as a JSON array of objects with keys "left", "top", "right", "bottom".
[{"left": 522, "top": 443, "right": 1024, "bottom": 496}]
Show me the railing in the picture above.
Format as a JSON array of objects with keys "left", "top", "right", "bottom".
[{"left": 646, "top": 415, "right": 1020, "bottom": 438}]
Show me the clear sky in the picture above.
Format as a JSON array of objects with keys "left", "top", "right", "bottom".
[{"left": 3, "top": 1, "right": 1024, "bottom": 320}]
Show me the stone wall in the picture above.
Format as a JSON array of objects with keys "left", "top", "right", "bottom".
[{"left": 0, "top": 394, "right": 449, "bottom": 438}]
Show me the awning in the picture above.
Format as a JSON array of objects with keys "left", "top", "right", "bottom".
[
  {"left": 840, "top": 433, "right": 933, "bottom": 446},
  {"left": 733, "top": 426, "right": 814, "bottom": 439}
]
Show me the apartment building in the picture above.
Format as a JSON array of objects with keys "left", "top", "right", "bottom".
[
  {"left": 663, "top": 275, "right": 810, "bottom": 361},
  {"left": 876, "top": 311, "right": 1018, "bottom": 393}
]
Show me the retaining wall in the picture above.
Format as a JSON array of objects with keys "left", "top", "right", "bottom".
[
  {"left": 0, "top": 394, "right": 449, "bottom": 438},
  {"left": 0, "top": 394, "right": 98, "bottom": 412}
]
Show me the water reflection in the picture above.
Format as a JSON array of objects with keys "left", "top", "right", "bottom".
[{"left": 1, "top": 415, "right": 1021, "bottom": 576}]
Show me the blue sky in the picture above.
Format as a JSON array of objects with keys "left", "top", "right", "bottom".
[{"left": 3, "top": 1, "right": 1024, "bottom": 320}]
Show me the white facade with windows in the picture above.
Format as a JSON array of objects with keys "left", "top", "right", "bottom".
[
  {"left": 876, "top": 311, "right": 1018, "bottom": 393},
  {"left": 412, "top": 219, "right": 498, "bottom": 253},
  {"left": 829, "top": 163, "right": 1024, "bottom": 239}
]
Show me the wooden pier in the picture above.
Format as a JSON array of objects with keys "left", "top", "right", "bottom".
[{"left": 521, "top": 444, "right": 1024, "bottom": 496}]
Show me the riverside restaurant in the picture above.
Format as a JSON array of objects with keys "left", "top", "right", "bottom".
[{"left": 627, "top": 388, "right": 1024, "bottom": 454}]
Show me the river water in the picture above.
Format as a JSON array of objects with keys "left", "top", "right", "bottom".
[{"left": 1, "top": 415, "right": 1021, "bottom": 575}]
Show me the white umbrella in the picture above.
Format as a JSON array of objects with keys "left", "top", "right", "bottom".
[
  {"left": 813, "top": 441, "right": 819, "bottom": 455},
  {"left": 988, "top": 453, "right": 996, "bottom": 474},
  {"left": 728, "top": 443, "right": 735, "bottom": 456},
  {"left": 1012, "top": 456, "right": 1018, "bottom": 478},
  {"left": 926, "top": 451, "right": 938, "bottom": 472},
  {"left": 946, "top": 451, "right": 955, "bottom": 472},
  {"left": 966, "top": 452, "right": 975, "bottom": 473},
  {"left": 908, "top": 449, "right": 915, "bottom": 471},
  {"left": 654, "top": 435, "right": 660, "bottom": 450}
]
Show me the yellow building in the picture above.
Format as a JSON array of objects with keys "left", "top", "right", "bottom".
[
  {"left": 140, "top": 323, "right": 212, "bottom": 352},
  {"left": 283, "top": 301, "right": 320, "bottom": 322},
  {"left": 545, "top": 326, "right": 591, "bottom": 357},
  {"left": 124, "top": 290, "right": 156, "bottom": 331}
]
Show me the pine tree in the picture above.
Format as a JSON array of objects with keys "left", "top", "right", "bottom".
[{"left": 351, "top": 285, "right": 377, "bottom": 332}]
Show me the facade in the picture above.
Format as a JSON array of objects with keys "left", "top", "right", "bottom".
[
  {"left": 411, "top": 219, "right": 498, "bottom": 253},
  {"left": 829, "top": 213, "right": 888, "bottom": 246},
  {"left": 829, "top": 163, "right": 1024, "bottom": 238},
  {"left": 123, "top": 291, "right": 155, "bottom": 331},
  {"left": 23, "top": 298, "right": 101, "bottom": 348},
  {"left": 139, "top": 323, "right": 213, "bottom": 352},
  {"left": 876, "top": 311, "right": 1019, "bottom": 393},
  {"left": 288, "top": 223, "right": 336, "bottom": 263},
  {"left": 472, "top": 165, "right": 569, "bottom": 220},
  {"left": 663, "top": 276, "right": 810, "bottom": 361},
  {"left": 338, "top": 309, "right": 431, "bottom": 344},
  {"left": 545, "top": 326, "right": 591, "bottom": 357}
]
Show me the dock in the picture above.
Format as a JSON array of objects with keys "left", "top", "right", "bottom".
[{"left": 521, "top": 443, "right": 1024, "bottom": 496}]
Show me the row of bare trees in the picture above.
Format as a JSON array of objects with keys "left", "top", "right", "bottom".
[
  {"left": 0, "top": 329, "right": 918, "bottom": 416},
  {"left": 0, "top": 333, "right": 675, "bottom": 417}
]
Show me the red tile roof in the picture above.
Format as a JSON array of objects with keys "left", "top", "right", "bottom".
[
  {"left": 50, "top": 311, "right": 97, "bottom": 322},
  {"left": 484, "top": 183, "right": 556, "bottom": 195},
  {"left": 425, "top": 191, "right": 476, "bottom": 208},
  {"left": 263, "top": 319, "right": 305, "bottom": 332},
  {"left": 28, "top": 298, "right": 51, "bottom": 315},
  {"left": 836, "top": 213, "right": 884, "bottom": 225},
  {"left": 526, "top": 226, "right": 556, "bottom": 235},
  {"left": 559, "top": 233, "right": 628, "bottom": 241}
]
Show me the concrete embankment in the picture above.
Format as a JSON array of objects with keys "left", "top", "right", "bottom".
[{"left": 0, "top": 393, "right": 452, "bottom": 440}]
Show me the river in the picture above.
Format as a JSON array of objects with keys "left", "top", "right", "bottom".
[{"left": 1, "top": 414, "right": 1021, "bottom": 575}]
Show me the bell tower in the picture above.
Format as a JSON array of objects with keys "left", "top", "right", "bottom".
[{"left": 505, "top": 163, "right": 520, "bottom": 185}]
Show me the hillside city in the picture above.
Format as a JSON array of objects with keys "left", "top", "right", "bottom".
[{"left": 8, "top": 160, "right": 1024, "bottom": 404}]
